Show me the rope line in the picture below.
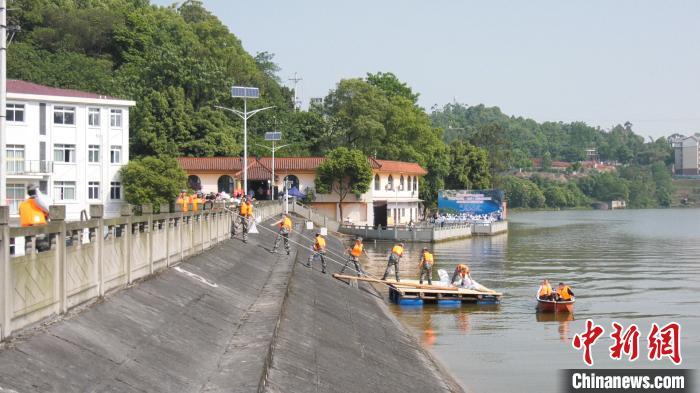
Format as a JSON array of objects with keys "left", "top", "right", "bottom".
[{"left": 226, "top": 208, "right": 383, "bottom": 278}]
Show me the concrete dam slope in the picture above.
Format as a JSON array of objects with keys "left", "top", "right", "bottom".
[{"left": 0, "top": 216, "right": 463, "bottom": 393}]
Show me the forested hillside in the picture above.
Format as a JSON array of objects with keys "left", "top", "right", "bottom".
[{"left": 6, "top": 0, "right": 678, "bottom": 209}]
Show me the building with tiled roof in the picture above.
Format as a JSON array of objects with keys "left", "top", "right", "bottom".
[
  {"left": 3, "top": 80, "right": 136, "bottom": 219},
  {"left": 177, "top": 156, "right": 427, "bottom": 226}
]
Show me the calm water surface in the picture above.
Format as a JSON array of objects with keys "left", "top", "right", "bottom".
[{"left": 362, "top": 209, "right": 700, "bottom": 393}]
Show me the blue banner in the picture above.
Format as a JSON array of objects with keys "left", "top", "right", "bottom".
[{"left": 438, "top": 189, "right": 504, "bottom": 215}]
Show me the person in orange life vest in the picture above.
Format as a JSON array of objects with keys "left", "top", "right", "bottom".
[
  {"left": 271, "top": 213, "right": 293, "bottom": 255},
  {"left": 176, "top": 190, "right": 189, "bottom": 212},
  {"left": 537, "top": 279, "right": 554, "bottom": 300},
  {"left": 19, "top": 184, "right": 49, "bottom": 227},
  {"left": 451, "top": 264, "right": 473, "bottom": 288},
  {"left": 238, "top": 196, "right": 254, "bottom": 243},
  {"left": 19, "top": 185, "right": 51, "bottom": 252},
  {"left": 381, "top": 242, "right": 405, "bottom": 282},
  {"left": 341, "top": 237, "right": 368, "bottom": 277},
  {"left": 555, "top": 282, "right": 574, "bottom": 301},
  {"left": 419, "top": 247, "right": 434, "bottom": 285},
  {"left": 306, "top": 232, "right": 327, "bottom": 273},
  {"left": 190, "top": 192, "right": 204, "bottom": 212}
]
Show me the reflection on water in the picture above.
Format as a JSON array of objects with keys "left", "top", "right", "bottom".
[{"left": 362, "top": 209, "right": 700, "bottom": 393}]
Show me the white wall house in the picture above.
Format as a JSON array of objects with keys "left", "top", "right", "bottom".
[
  {"left": 177, "top": 156, "right": 427, "bottom": 227},
  {"left": 3, "top": 80, "right": 136, "bottom": 219},
  {"left": 673, "top": 136, "right": 699, "bottom": 175}
]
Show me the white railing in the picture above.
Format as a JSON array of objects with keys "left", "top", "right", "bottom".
[{"left": 0, "top": 200, "right": 284, "bottom": 340}]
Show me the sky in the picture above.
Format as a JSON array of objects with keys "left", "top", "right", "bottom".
[{"left": 153, "top": 0, "right": 700, "bottom": 139}]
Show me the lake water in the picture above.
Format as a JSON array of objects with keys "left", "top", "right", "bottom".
[{"left": 362, "top": 209, "right": 700, "bottom": 393}]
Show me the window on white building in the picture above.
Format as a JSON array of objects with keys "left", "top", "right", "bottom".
[
  {"left": 110, "top": 182, "right": 121, "bottom": 200},
  {"left": 413, "top": 177, "right": 418, "bottom": 191},
  {"left": 407, "top": 176, "right": 412, "bottom": 191},
  {"left": 6, "top": 103, "right": 25, "bottom": 122},
  {"left": 88, "top": 181, "right": 100, "bottom": 200},
  {"left": 54, "top": 144, "right": 76, "bottom": 163},
  {"left": 88, "top": 108, "right": 100, "bottom": 127},
  {"left": 374, "top": 174, "right": 380, "bottom": 191},
  {"left": 387, "top": 175, "right": 394, "bottom": 190},
  {"left": 110, "top": 109, "right": 122, "bottom": 128},
  {"left": 54, "top": 181, "right": 76, "bottom": 200},
  {"left": 53, "top": 106, "right": 75, "bottom": 125},
  {"left": 6, "top": 145, "right": 25, "bottom": 174},
  {"left": 400, "top": 175, "right": 405, "bottom": 190},
  {"left": 110, "top": 145, "right": 121, "bottom": 163},
  {"left": 6, "top": 183, "right": 24, "bottom": 215},
  {"left": 88, "top": 145, "right": 100, "bottom": 163}
]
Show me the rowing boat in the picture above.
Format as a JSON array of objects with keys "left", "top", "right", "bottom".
[{"left": 536, "top": 297, "right": 575, "bottom": 313}]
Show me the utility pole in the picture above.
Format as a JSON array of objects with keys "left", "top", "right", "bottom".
[
  {"left": 288, "top": 72, "right": 302, "bottom": 110},
  {"left": 215, "top": 86, "right": 274, "bottom": 197},
  {"left": 0, "top": 0, "right": 7, "bottom": 206}
]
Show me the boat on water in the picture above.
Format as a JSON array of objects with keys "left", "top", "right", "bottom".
[{"left": 536, "top": 296, "right": 575, "bottom": 313}]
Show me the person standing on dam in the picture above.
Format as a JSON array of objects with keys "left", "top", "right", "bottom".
[
  {"left": 341, "top": 237, "right": 368, "bottom": 277},
  {"left": 381, "top": 242, "right": 405, "bottom": 282},
  {"left": 271, "top": 213, "right": 293, "bottom": 255},
  {"left": 239, "top": 196, "right": 254, "bottom": 243},
  {"left": 306, "top": 232, "right": 327, "bottom": 273}
]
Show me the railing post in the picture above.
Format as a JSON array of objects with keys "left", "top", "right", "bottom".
[
  {"left": 142, "top": 204, "right": 154, "bottom": 275},
  {"left": 174, "top": 203, "right": 185, "bottom": 261},
  {"left": 89, "top": 204, "right": 105, "bottom": 297},
  {"left": 121, "top": 204, "right": 133, "bottom": 284},
  {"left": 50, "top": 205, "right": 67, "bottom": 314},
  {"left": 0, "top": 206, "right": 10, "bottom": 339},
  {"left": 160, "top": 204, "right": 171, "bottom": 267}
]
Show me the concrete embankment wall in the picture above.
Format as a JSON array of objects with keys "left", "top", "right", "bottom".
[
  {"left": 0, "top": 213, "right": 463, "bottom": 392},
  {"left": 262, "top": 229, "right": 464, "bottom": 393}
]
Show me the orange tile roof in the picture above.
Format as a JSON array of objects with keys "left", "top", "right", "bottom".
[
  {"left": 371, "top": 159, "right": 428, "bottom": 175},
  {"left": 177, "top": 156, "right": 427, "bottom": 176}
]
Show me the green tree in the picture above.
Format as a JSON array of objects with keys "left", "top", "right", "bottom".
[
  {"left": 444, "top": 141, "right": 491, "bottom": 190},
  {"left": 120, "top": 156, "right": 187, "bottom": 209},
  {"left": 314, "top": 147, "right": 373, "bottom": 219}
]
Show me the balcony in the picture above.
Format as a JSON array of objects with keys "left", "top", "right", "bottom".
[{"left": 6, "top": 160, "right": 54, "bottom": 175}]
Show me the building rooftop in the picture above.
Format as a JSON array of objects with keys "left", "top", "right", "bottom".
[
  {"left": 7, "top": 79, "right": 131, "bottom": 102},
  {"left": 177, "top": 156, "right": 428, "bottom": 179}
]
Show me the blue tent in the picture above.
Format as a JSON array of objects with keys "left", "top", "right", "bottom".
[{"left": 286, "top": 187, "right": 306, "bottom": 198}]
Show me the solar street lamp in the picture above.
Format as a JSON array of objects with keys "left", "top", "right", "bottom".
[
  {"left": 255, "top": 131, "right": 289, "bottom": 201},
  {"left": 215, "top": 86, "right": 274, "bottom": 196}
]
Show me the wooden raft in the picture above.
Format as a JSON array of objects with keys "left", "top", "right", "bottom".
[{"left": 332, "top": 274, "right": 503, "bottom": 305}]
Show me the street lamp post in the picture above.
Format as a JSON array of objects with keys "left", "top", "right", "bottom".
[
  {"left": 215, "top": 86, "right": 274, "bottom": 196},
  {"left": 255, "top": 131, "right": 288, "bottom": 201}
]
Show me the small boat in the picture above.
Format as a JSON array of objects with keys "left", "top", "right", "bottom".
[{"left": 536, "top": 296, "right": 575, "bottom": 313}]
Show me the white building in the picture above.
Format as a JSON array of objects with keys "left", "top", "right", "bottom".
[
  {"left": 177, "top": 156, "right": 427, "bottom": 227},
  {"left": 3, "top": 80, "right": 136, "bottom": 219},
  {"left": 673, "top": 136, "right": 699, "bottom": 175}
]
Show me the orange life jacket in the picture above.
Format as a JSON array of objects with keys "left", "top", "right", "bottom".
[
  {"left": 350, "top": 243, "right": 363, "bottom": 257},
  {"left": 19, "top": 198, "right": 47, "bottom": 227},
  {"left": 538, "top": 284, "right": 553, "bottom": 297},
  {"left": 314, "top": 236, "right": 326, "bottom": 251},
  {"left": 557, "top": 286, "right": 573, "bottom": 301},
  {"left": 189, "top": 195, "right": 199, "bottom": 212},
  {"left": 391, "top": 245, "right": 404, "bottom": 256},
  {"left": 176, "top": 196, "right": 189, "bottom": 212},
  {"left": 245, "top": 202, "right": 253, "bottom": 216},
  {"left": 422, "top": 251, "right": 434, "bottom": 265},
  {"left": 239, "top": 202, "right": 248, "bottom": 216},
  {"left": 455, "top": 264, "right": 468, "bottom": 277},
  {"left": 281, "top": 216, "right": 292, "bottom": 230}
]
